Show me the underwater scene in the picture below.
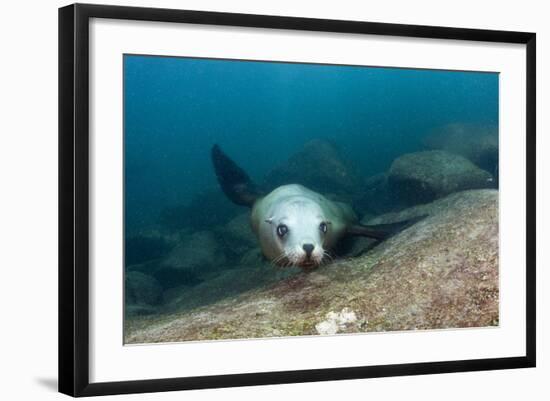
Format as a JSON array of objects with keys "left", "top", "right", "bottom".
[{"left": 123, "top": 55, "right": 499, "bottom": 344}]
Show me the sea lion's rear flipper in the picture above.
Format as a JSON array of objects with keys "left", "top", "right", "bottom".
[
  {"left": 211, "top": 144, "right": 262, "bottom": 207},
  {"left": 347, "top": 215, "right": 427, "bottom": 240}
]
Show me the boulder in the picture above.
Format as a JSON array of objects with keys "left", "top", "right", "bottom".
[
  {"left": 125, "top": 304, "right": 158, "bottom": 317},
  {"left": 125, "top": 190, "right": 499, "bottom": 343},
  {"left": 131, "top": 230, "right": 227, "bottom": 290},
  {"left": 263, "top": 139, "right": 364, "bottom": 202},
  {"left": 354, "top": 173, "right": 406, "bottom": 215},
  {"left": 125, "top": 271, "right": 163, "bottom": 307},
  {"left": 334, "top": 235, "right": 378, "bottom": 259},
  {"left": 163, "top": 265, "right": 301, "bottom": 313},
  {"left": 125, "top": 232, "right": 174, "bottom": 266},
  {"left": 423, "top": 123, "right": 499, "bottom": 177},
  {"left": 215, "top": 213, "right": 257, "bottom": 258},
  {"left": 388, "top": 150, "right": 493, "bottom": 205},
  {"left": 161, "top": 231, "right": 227, "bottom": 275},
  {"left": 239, "top": 248, "right": 268, "bottom": 267},
  {"left": 126, "top": 254, "right": 203, "bottom": 290},
  {"left": 147, "top": 264, "right": 203, "bottom": 290}
]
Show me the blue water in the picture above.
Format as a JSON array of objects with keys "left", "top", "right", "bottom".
[{"left": 124, "top": 55, "right": 498, "bottom": 234}]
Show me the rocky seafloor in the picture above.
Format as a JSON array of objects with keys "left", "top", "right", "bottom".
[{"left": 125, "top": 188, "right": 499, "bottom": 344}]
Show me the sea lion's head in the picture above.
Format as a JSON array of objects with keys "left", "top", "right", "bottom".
[{"left": 263, "top": 199, "right": 330, "bottom": 269}]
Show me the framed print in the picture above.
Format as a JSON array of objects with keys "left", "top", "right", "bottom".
[{"left": 58, "top": 3, "right": 536, "bottom": 397}]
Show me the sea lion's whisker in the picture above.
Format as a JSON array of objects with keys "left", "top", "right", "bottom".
[
  {"left": 322, "top": 250, "right": 334, "bottom": 263},
  {"left": 272, "top": 252, "right": 289, "bottom": 269},
  {"left": 270, "top": 253, "right": 282, "bottom": 268}
]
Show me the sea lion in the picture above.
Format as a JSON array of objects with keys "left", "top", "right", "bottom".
[{"left": 211, "top": 145, "right": 423, "bottom": 269}]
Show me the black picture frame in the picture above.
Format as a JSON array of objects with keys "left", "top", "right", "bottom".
[{"left": 58, "top": 3, "right": 536, "bottom": 397}]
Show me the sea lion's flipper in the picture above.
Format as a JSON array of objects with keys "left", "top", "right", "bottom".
[
  {"left": 347, "top": 215, "right": 427, "bottom": 240},
  {"left": 211, "top": 144, "right": 262, "bottom": 207}
]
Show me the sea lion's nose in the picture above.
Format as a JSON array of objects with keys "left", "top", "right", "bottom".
[{"left": 302, "top": 243, "right": 314, "bottom": 258}]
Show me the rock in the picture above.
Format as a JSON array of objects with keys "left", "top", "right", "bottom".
[
  {"left": 162, "top": 231, "right": 227, "bottom": 275},
  {"left": 125, "top": 304, "right": 158, "bottom": 317},
  {"left": 334, "top": 235, "right": 378, "bottom": 258},
  {"left": 126, "top": 255, "right": 204, "bottom": 290},
  {"left": 125, "top": 271, "right": 163, "bottom": 307},
  {"left": 148, "top": 265, "right": 203, "bottom": 290},
  {"left": 135, "top": 230, "right": 227, "bottom": 289},
  {"left": 423, "top": 123, "right": 499, "bottom": 176},
  {"left": 239, "top": 248, "right": 268, "bottom": 267},
  {"left": 125, "top": 232, "right": 174, "bottom": 266},
  {"left": 124, "top": 190, "right": 499, "bottom": 343},
  {"left": 158, "top": 188, "right": 242, "bottom": 232},
  {"left": 163, "top": 265, "right": 300, "bottom": 313},
  {"left": 224, "top": 213, "right": 256, "bottom": 244},
  {"left": 263, "top": 139, "right": 364, "bottom": 202},
  {"left": 131, "top": 225, "right": 275, "bottom": 289},
  {"left": 315, "top": 308, "right": 359, "bottom": 335},
  {"left": 215, "top": 213, "right": 257, "bottom": 258},
  {"left": 354, "top": 173, "right": 407, "bottom": 215},
  {"left": 388, "top": 150, "right": 493, "bottom": 205}
]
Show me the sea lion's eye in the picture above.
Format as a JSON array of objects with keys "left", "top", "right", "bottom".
[
  {"left": 277, "top": 224, "right": 288, "bottom": 238},
  {"left": 319, "top": 222, "right": 328, "bottom": 234}
]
